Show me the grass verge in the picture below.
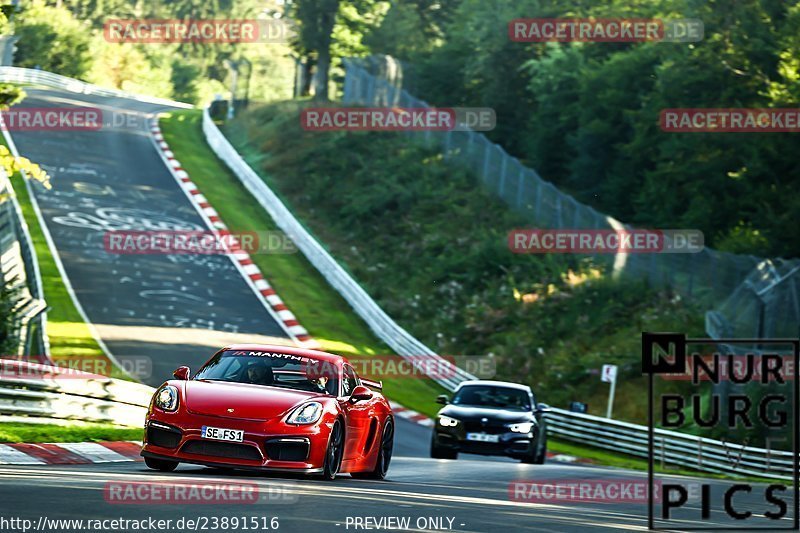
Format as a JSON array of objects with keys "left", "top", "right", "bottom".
[
  {"left": 9, "top": 173, "right": 123, "bottom": 376},
  {"left": 0, "top": 422, "right": 141, "bottom": 443},
  {"left": 158, "top": 110, "right": 447, "bottom": 418}
]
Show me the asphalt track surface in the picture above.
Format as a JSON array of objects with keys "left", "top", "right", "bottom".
[
  {"left": 9, "top": 88, "right": 290, "bottom": 383},
  {"left": 0, "top": 459, "right": 794, "bottom": 532},
  {"left": 3, "top": 88, "right": 796, "bottom": 532}
]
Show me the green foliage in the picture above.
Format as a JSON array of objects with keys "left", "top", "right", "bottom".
[
  {"left": 14, "top": 1, "right": 294, "bottom": 105},
  {"left": 368, "top": 0, "right": 800, "bottom": 258},
  {"left": 0, "top": 277, "right": 20, "bottom": 354},
  {"left": 229, "top": 101, "right": 706, "bottom": 422},
  {"left": 14, "top": 3, "right": 94, "bottom": 78}
]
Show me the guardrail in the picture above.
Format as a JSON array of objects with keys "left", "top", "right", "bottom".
[
  {"left": 0, "top": 164, "right": 46, "bottom": 357},
  {"left": 0, "top": 67, "right": 192, "bottom": 109},
  {"left": 0, "top": 360, "right": 152, "bottom": 427},
  {"left": 545, "top": 407, "right": 793, "bottom": 480}
]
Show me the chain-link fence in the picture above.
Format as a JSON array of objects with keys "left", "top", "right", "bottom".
[
  {"left": 342, "top": 56, "right": 800, "bottom": 349},
  {"left": 707, "top": 259, "right": 800, "bottom": 354}
]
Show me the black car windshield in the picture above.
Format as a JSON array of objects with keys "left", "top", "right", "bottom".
[
  {"left": 452, "top": 385, "right": 531, "bottom": 410},
  {"left": 193, "top": 350, "right": 339, "bottom": 395}
]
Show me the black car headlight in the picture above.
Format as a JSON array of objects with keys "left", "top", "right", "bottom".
[
  {"left": 508, "top": 422, "right": 534, "bottom": 433},
  {"left": 154, "top": 385, "right": 179, "bottom": 412},
  {"left": 438, "top": 415, "right": 460, "bottom": 427}
]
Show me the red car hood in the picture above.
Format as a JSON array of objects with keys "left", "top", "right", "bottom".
[{"left": 184, "top": 380, "right": 321, "bottom": 420}]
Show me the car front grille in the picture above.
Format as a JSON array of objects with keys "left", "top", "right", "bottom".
[
  {"left": 181, "top": 440, "right": 262, "bottom": 462},
  {"left": 462, "top": 420, "right": 508, "bottom": 434}
]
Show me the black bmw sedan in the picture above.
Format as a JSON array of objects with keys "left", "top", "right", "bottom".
[{"left": 430, "top": 380, "right": 549, "bottom": 463}]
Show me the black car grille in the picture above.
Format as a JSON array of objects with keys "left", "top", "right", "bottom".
[
  {"left": 147, "top": 423, "right": 182, "bottom": 449},
  {"left": 264, "top": 438, "right": 310, "bottom": 462},
  {"left": 181, "top": 440, "right": 262, "bottom": 462},
  {"left": 462, "top": 420, "right": 509, "bottom": 434}
]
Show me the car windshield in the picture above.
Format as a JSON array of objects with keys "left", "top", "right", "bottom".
[
  {"left": 452, "top": 385, "right": 531, "bottom": 411},
  {"left": 193, "top": 350, "right": 339, "bottom": 395}
]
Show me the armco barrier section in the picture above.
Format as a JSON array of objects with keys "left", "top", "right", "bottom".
[
  {"left": 0, "top": 360, "right": 153, "bottom": 427},
  {"left": 545, "top": 407, "right": 793, "bottom": 480},
  {"left": 0, "top": 165, "right": 46, "bottom": 356},
  {"left": 0, "top": 66, "right": 192, "bottom": 109}
]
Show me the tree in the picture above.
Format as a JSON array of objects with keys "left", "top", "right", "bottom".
[{"left": 291, "top": 0, "right": 341, "bottom": 100}]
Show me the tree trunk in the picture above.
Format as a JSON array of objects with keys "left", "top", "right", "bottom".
[
  {"left": 298, "top": 57, "right": 313, "bottom": 97},
  {"left": 312, "top": 51, "right": 330, "bottom": 100}
]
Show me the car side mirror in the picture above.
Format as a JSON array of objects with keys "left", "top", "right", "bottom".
[
  {"left": 436, "top": 394, "right": 449, "bottom": 405},
  {"left": 173, "top": 366, "right": 190, "bottom": 380},
  {"left": 535, "top": 403, "right": 551, "bottom": 413},
  {"left": 350, "top": 385, "right": 373, "bottom": 403}
]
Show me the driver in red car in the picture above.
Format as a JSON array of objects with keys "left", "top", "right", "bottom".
[{"left": 245, "top": 359, "right": 272, "bottom": 385}]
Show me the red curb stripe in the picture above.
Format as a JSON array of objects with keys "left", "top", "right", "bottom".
[
  {"left": 152, "top": 120, "right": 317, "bottom": 348},
  {"left": 99, "top": 441, "right": 143, "bottom": 460},
  {"left": 6, "top": 443, "right": 91, "bottom": 465}
]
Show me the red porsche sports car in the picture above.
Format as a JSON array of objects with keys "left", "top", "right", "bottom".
[{"left": 140, "top": 344, "right": 394, "bottom": 480}]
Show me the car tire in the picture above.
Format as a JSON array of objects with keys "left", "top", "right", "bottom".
[
  {"left": 321, "top": 420, "right": 344, "bottom": 481},
  {"left": 351, "top": 419, "right": 394, "bottom": 480},
  {"left": 144, "top": 457, "right": 178, "bottom": 472},
  {"left": 521, "top": 433, "right": 547, "bottom": 464},
  {"left": 534, "top": 434, "right": 548, "bottom": 464},
  {"left": 430, "top": 434, "right": 457, "bottom": 460}
]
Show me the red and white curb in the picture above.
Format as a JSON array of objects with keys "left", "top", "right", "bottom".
[
  {"left": 0, "top": 441, "right": 142, "bottom": 465},
  {"left": 149, "top": 119, "right": 318, "bottom": 349},
  {"left": 390, "top": 401, "right": 435, "bottom": 427}
]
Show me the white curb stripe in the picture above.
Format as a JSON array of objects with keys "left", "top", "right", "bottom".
[
  {"left": 0, "top": 445, "right": 46, "bottom": 465},
  {"left": 57, "top": 442, "right": 130, "bottom": 463}
]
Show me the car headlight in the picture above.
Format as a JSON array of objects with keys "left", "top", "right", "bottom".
[
  {"left": 287, "top": 402, "right": 323, "bottom": 425},
  {"left": 154, "top": 385, "right": 179, "bottom": 412},
  {"left": 438, "top": 415, "right": 459, "bottom": 427},
  {"left": 509, "top": 422, "right": 534, "bottom": 433}
]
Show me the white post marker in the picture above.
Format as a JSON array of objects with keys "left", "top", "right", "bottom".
[{"left": 601, "top": 364, "right": 618, "bottom": 419}]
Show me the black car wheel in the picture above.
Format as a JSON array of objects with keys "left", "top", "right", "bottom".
[
  {"left": 321, "top": 420, "right": 344, "bottom": 481},
  {"left": 351, "top": 419, "right": 394, "bottom": 480},
  {"left": 144, "top": 457, "right": 179, "bottom": 472},
  {"left": 521, "top": 432, "right": 547, "bottom": 464},
  {"left": 430, "top": 433, "right": 457, "bottom": 460}
]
